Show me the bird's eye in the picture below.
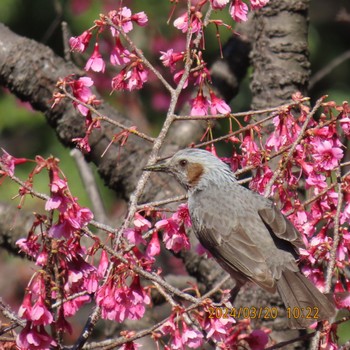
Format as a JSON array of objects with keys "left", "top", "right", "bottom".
[{"left": 179, "top": 159, "right": 188, "bottom": 167}]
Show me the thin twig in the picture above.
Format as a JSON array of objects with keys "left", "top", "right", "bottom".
[
  {"left": 104, "top": 17, "right": 174, "bottom": 94},
  {"left": 83, "top": 227, "right": 198, "bottom": 303},
  {"left": 194, "top": 109, "right": 283, "bottom": 149},
  {"left": 61, "top": 21, "right": 72, "bottom": 62},
  {"left": 73, "top": 3, "right": 196, "bottom": 346},
  {"left": 173, "top": 98, "right": 310, "bottom": 120},
  {"left": 51, "top": 291, "right": 90, "bottom": 309},
  {"left": 310, "top": 167, "right": 344, "bottom": 350},
  {"left": 309, "top": 50, "right": 350, "bottom": 89},
  {"left": 61, "top": 86, "right": 155, "bottom": 143},
  {"left": 0, "top": 298, "right": 25, "bottom": 327},
  {"left": 137, "top": 195, "right": 187, "bottom": 210},
  {"left": 82, "top": 275, "right": 230, "bottom": 350},
  {"left": 192, "top": 2, "right": 213, "bottom": 48},
  {"left": 284, "top": 169, "right": 350, "bottom": 217},
  {"left": 263, "top": 96, "right": 326, "bottom": 198},
  {"left": 265, "top": 331, "right": 315, "bottom": 350},
  {"left": 70, "top": 149, "right": 108, "bottom": 223},
  {"left": 325, "top": 172, "right": 344, "bottom": 273}
]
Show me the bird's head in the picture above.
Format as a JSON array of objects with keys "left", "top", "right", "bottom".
[{"left": 143, "top": 148, "right": 235, "bottom": 190}]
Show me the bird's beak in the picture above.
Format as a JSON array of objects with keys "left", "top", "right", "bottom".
[{"left": 143, "top": 161, "right": 169, "bottom": 173}]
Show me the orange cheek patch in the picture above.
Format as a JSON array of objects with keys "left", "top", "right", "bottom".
[{"left": 187, "top": 163, "right": 204, "bottom": 186}]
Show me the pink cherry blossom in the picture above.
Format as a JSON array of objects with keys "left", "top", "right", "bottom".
[
  {"left": 305, "top": 171, "right": 327, "bottom": 190},
  {"left": 49, "top": 168, "right": 67, "bottom": 193},
  {"left": 55, "top": 310, "right": 73, "bottom": 334},
  {"left": 246, "top": 329, "right": 269, "bottom": 350},
  {"left": 174, "top": 12, "right": 202, "bottom": 34},
  {"left": 96, "top": 276, "right": 150, "bottom": 322},
  {"left": 112, "top": 64, "right": 148, "bottom": 91},
  {"left": 97, "top": 250, "right": 109, "bottom": 277},
  {"left": 134, "top": 213, "right": 152, "bottom": 231},
  {"left": 211, "top": 0, "right": 230, "bottom": 10},
  {"left": 110, "top": 36, "right": 131, "bottom": 65},
  {"left": 249, "top": 165, "right": 274, "bottom": 195},
  {"left": 72, "top": 135, "right": 91, "bottom": 153},
  {"left": 127, "top": 67, "right": 148, "bottom": 91},
  {"left": 312, "top": 139, "right": 343, "bottom": 171},
  {"left": 109, "top": 7, "right": 147, "bottom": 35},
  {"left": 45, "top": 194, "right": 64, "bottom": 212},
  {"left": 174, "top": 12, "right": 190, "bottom": 32},
  {"left": 209, "top": 91, "right": 231, "bottom": 114},
  {"left": 17, "top": 323, "right": 57, "bottom": 350},
  {"left": 69, "top": 30, "right": 92, "bottom": 52},
  {"left": 18, "top": 293, "right": 32, "bottom": 320},
  {"left": 36, "top": 249, "right": 48, "bottom": 266},
  {"left": 202, "top": 316, "right": 235, "bottom": 342},
  {"left": 131, "top": 11, "right": 148, "bottom": 26},
  {"left": 250, "top": 0, "right": 269, "bottom": 9},
  {"left": 182, "top": 322, "right": 204, "bottom": 348},
  {"left": 48, "top": 204, "right": 93, "bottom": 239},
  {"left": 241, "top": 135, "right": 261, "bottom": 167},
  {"left": 16, "top": 234, "right": 40, "bottom": 258},
  {"left": 265, "top": 112, "right": 299, "bottom": 151},
  {"left": 30, "top": 296, "right": 53, "bottom": 326},
  {"left": 194, "top": 66, "right": 211, "bottom": 88},
  {"left": 190, "top": 92, "right": 209, "bottom": 116},
  {"left": 340, "top": 116, "right": 350, "bottom": 137},
  {"left": 85, "top": 43, "right": 105, "bottom": 73},
  {"left": 118, "top": 7, "right": 133, "bottom": 33},
  {"left": 173, "top": 203, "right": 192, "bottom": 227},
  {"left": 119, "top": 342, "right": 142, "bottom": 350},
  {"left": 0, "top": 148, "right": 27, "bottom": 176},
  {"left": 146, "top": 231, "right": 161, "bottom": 258},
  {"left": 156, "top": 214, "right": 191, "bottom": 253},
  {"left": 71, "top": 76, "right": 94, "bottom": 116},
  {"left": 164, "top": 228, "right": 190, "bottom": 253},
  {"left": 173, "top": 69, "right": 189, "bottom": 89},
  {"left": 95, "top": 281, "right": 118, "bottom": 320},
  {"left": 229, "top": 0, "right": 249, "bottom": 22},
  {"left": 161, "top": 315, "right": 176, "bottom": 334},
  {"left": 160, "top": 49, "right": 184, "bottom": 71},
  {"left": 124, "top": 228, "right": 147, "bottom": 245},
  {"left": 63, "top": 294, "right": 91, "bottom": 317}
]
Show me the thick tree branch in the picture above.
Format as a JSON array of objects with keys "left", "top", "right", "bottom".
[
  {"left": 0, "top": 22, "right": 178, "bottom": 202},
  {"left": 250, "top": 0, "right": 310, "bottom": 110}
]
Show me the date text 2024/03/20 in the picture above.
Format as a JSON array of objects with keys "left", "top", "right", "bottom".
[{"left": 207, "top": 306, "right": 320, "bottom": 320}]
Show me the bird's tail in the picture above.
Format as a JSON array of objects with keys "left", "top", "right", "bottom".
[{"left": 277, "top": 270, "right": 335, "bottom": 329}]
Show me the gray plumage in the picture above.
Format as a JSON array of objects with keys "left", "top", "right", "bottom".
[{"left": 144, "top": 148, "right": 335, "bottom": 328}]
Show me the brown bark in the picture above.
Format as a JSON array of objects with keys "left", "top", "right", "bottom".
[
  {"left": 0, "top": 22, "right": 177, "bottom": 202},
  {"left": 250, "top": 0, "right": 310, "bottom": 110},
  {"left": 248, "top": 2, "right": 311, "bottom": 348}
]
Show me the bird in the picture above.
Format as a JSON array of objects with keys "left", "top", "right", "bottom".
[{"left": 144, "top": 148, "right": 335, "bottom": 328}]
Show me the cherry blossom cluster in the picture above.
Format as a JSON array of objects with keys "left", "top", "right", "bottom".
[
  {"left": 69, "top": 7, "right": 148, "bottom": 91},
  {"left": 1, "top": 156, "right": 95, "bottom": 348},
  {"left": 57, "top": 0, "right": 272, "bottom": 155},
  {"left": 155, "top": 308, "right": 270, "bottom": 349},
  {"left": 0, "top": 148, "right": 269, "bottom": 348},
  {"left": 222, "top": 97, "right": 350, "bottom": 311}
]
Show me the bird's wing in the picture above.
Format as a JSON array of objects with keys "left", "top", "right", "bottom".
[
  {"left": 190, "top": 197, "right": 276, "bottom": 292},
  {"left": 258, "top": 205, "right": 305, "bottom": 250}
]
